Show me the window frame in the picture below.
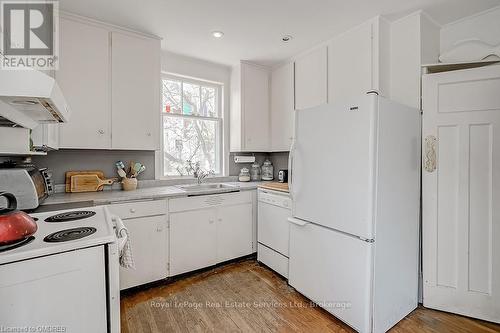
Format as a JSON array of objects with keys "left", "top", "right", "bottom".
[{"left": 160, "top": 73, "right": 224, "bottom": 179}]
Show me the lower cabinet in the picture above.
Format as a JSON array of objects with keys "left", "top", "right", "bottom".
[
  {"left": 169, "top": 191, "right": 255, "bottom": 276},
  {"left": 169, "top": 208, "right": 217, "bottom": 276},
  {"left": 107, "top": 200, "right": 168, "bottom": 290}
]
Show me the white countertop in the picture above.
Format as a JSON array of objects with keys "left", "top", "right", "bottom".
[{"left": 41, "top": 181, "right": 263, "bottom": 207}]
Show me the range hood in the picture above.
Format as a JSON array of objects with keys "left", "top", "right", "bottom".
[{"left": 0, "top": 69, "right": 71, "bottom": 129}]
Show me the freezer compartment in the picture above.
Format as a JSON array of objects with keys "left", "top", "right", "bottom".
[{"left": 288, "top": 219, "right": 373, "bottom": 333}]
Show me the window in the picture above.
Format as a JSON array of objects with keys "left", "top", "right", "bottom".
[{"left": 161, "top": 75, "right": 223, "bottom": 177}]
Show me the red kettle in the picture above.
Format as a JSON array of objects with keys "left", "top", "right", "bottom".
[{"left": 0, "top": 192, "right": 38, "bottom": 244}]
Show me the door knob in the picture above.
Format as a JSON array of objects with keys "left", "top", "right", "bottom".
[{"left": 424, "top": 135, "right": 437, "bottom": 173}]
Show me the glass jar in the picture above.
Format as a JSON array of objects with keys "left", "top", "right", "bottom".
[
  {"left": 261, "top": 159, "right": 274, "bottom": 181},
  {"left": 238, "top": 167, "right": 251, "bottom": 182},
  {"left": 250, "top": 162, "right": 261, "bottom": 181}
]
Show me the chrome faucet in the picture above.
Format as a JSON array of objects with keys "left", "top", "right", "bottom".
[{"left": 185, "top": 160, "right": 214, "bottom": 184}]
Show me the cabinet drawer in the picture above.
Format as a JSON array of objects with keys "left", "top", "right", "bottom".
[
  {"left": 107, "top": 199, "right": 167, "bottom": 219},
  {"left": 258, "top": 243, "right": 289, "bottom": 278},
  {"left": 169, "top": 191, "right": 252, "bottom": 213}
]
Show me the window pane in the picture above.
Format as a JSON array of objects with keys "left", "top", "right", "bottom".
[
  {"left": 163, "top": 116, "right": 219, "bottom": 176},
  {"left": 182, "top": 82, "right": 200, "bottom": 116},
  {"left": 162, "top": 79, "right": 181, "bottom": 114},
  {"left": 201, "top": 86, "right": 217, "bottom": 117}
]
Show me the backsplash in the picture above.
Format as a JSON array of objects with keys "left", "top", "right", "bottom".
[
  {"left": 1, "top": 150, "right": 289, "bottom": 185},
  {"left": 228, "top": 152, "right": 289, "bottom": 180},
  {"left": 22, "top": 149, "right": 156, "bottom": 185}
]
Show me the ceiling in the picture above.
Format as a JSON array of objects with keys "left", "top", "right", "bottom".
[{"left": 60, "top": 0, "right": 500, "bottom": 67}]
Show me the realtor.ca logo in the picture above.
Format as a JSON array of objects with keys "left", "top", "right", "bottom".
[{"left": 1, "top": 0, "right": 59, "bottom": 70}]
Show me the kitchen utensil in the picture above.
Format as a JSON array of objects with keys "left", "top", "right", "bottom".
[
  {"left": 115, "top": 161, "right": 125, "bottom": 170},
  {"left": 134, "top": 165, "right": 146, "bottom": 177},
  {"left": 70, "top": 175, "right": 115, "bottom": 193},
  {"left": 65, "top": 170, "right": 105, "bottom": 193},
  {"left": 117, "top": 168, "right": 127, "bottom": 178},
  {"left": 121, "top": 177, "right": 138, "bottom": 191},
  {"left": 0, "top": 192, "right": 38, "bottom": 244}
]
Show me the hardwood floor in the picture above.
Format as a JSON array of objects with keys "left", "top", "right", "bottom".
[{"left": 121, "top": 259, "right": 500, "bottom": 333}]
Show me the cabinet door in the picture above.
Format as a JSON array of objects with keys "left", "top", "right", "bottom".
[
  {"left": 271, "top": 62, "right": 294, "bottom": 151},
  {"left": 169, "top": 208, "right": 217, "bottom": 276},
  {"left": 119, "top": 215, "right": 167, "bottom": 290},
  {"left": 329, "top": 21, "right": 373, "bottom": 103},
  {"left": 57, "top": 18, "right": 111, "bottom": 149},
  {"left": 216, "top": 203, "right": 253, "bottom": 262},
  {"left": 242, "top": 63, "right": 270, "bottom": 151},
  {"left": 111, "top": 32, "right": 160, "bottom": 150},
  {"left": 294, "top": 46, "right": 328, "bottom": 110}
]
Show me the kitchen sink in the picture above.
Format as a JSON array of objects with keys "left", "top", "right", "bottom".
[{"left": 177, "top": 183, "right": 239, "bottom": 192}]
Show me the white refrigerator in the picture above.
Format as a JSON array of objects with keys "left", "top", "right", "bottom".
[{"left": 288, "top": 93, "right": 420, "bottom": 333}]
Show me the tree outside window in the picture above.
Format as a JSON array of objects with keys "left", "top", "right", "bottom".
[{"left": 161, "top": 76, "right": 222, "bottom": 177}]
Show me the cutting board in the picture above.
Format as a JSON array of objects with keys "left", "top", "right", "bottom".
[
  {"left": 65, "top": 170, "right": 105, "bottom": 192},
  {"left": 70, "top": 174, "right": 114, "bottom": 193}
]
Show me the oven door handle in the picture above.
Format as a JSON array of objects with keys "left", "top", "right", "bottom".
[{"left": 111, "top": 214, "right": 128, "bottom": 252}]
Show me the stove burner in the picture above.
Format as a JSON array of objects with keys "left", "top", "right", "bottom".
[
  {"left": 45, "top": 210, "right": 96, "bottom": 223},
  {"left": 44, "top": 227, "right": 96, "bottom": 243},
  {"left": 0, "top": 236, "right": 35, "bottom": 252}
]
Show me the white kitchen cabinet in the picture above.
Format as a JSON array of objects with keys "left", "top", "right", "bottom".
[
  {"left": 169, "top": 208, "right": 217, "bottom": 276},
  {"left": 230, "top": 62, "right": 270, "bottom": 152},
  {"left": 57, "top": 17, "right": 111, "bottom": 149},
  {"left": 107, "top": 200, "right": 168, "bottom": 290},
  {"left": 111, "top": 32, "right": 161, "bottom": 150},
  {"left": 294, "top": 45, "right": 328, "bottom": 110},
  {"left": 328, "top": 17, "right": 390, "bottom": 103},
  {"left": 270, "top": 62, "right": 294, "bottom": 151},
  {"left": 216, "top": 203, "right": 253, "bottom": 262},
  {"left": 120, "top": 215, "right": 167, "bottom": 289},
  {"left": 168, "top": 191, "right": 255, "bottom": 276}
]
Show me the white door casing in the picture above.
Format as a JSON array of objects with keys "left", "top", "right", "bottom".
[{"left": 422, "top": 65, "right": 500, "bottom": 323}]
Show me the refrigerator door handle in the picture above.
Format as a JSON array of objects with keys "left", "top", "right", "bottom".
[
  {"left": 288, "top": 217, "right": 309, "bottom": 226},
  {"left": 288, "top": 140, "right": 296, "bottom": 200}
]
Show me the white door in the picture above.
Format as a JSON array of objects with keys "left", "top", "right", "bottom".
[
  {"left": 291, "top": 94, "right": 377, "bottom": 239},
  {"left": 169, "top": 208, "right": 217, "bottom": 275},
  {"left": 111, "top": 31, "right": 160, "bottom": 150},
  {"left": 57, "top": 18, "right": 111, "bottom": 149},
  {"left": 288, "top": 220, "right": 372, "bottom": 333},
  {"left": 294, "top": 46, "right": 328, "bottom": 110},
  {"left": 216, "top": 203, "right": 253, "bottom": 262},
  {"left": 119, "top": 215, "right": 167, "bottom": 290},
  {"left": 271, "top": 62, "right": 294, "bottom": 151},
  {"left": 242, "top": 63, "right": 270, "bottom": 151},
  {"left": 422, "top": 65, "right": 500, "bottom": 323}
]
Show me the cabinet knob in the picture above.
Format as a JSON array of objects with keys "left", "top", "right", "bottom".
[
  {"left": 130, "top": 208, "right": 136, "bottom": 213},
  {"left": 98, "top": 129, "right": 105, "bottom": 135},
  {"left": 218, "top": 218, "right": 222, "bottom": 222},
  {"left": 209, "top": 220, "right": 215, "bottom": 224},
  {"left": 147, "top": 132, "right": 152, "bottom": 137}
]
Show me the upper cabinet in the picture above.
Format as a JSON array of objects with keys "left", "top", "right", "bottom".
[
  {"left": 56, "top": 15, "right": 161, "bottom": 151},
  {"left": 294, "top": 46, "right": 328, "bottom": 110},
  {"left": 270, "top": 62, "right": 294, "bottom": 151},
  {"left": 329, "top": 17, "right": 390, "bottom": 103},
  {"left": 230, "top": 62, "right": 270, "bottom": 152},
  {"left": 58, "top": 18, "right": 111, "bottom": 149},
  {"left": 111, "top": 32, "right": 161, "bottom": 150}
]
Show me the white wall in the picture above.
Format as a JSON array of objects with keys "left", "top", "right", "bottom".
[
  {"left": 161, "top": 51, "right": 231, "bottom": 176},
  {"left": 440, "top": 6, "right": 500, "bottom": 53}
]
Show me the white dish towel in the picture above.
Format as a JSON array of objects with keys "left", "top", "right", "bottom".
[{"left": 114, "top": 216, "right": 135, "bottom": 269}]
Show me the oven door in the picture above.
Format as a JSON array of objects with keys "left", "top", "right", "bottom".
[{"left": 0, "top": 246, "right": 108, "bottom": 332}]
